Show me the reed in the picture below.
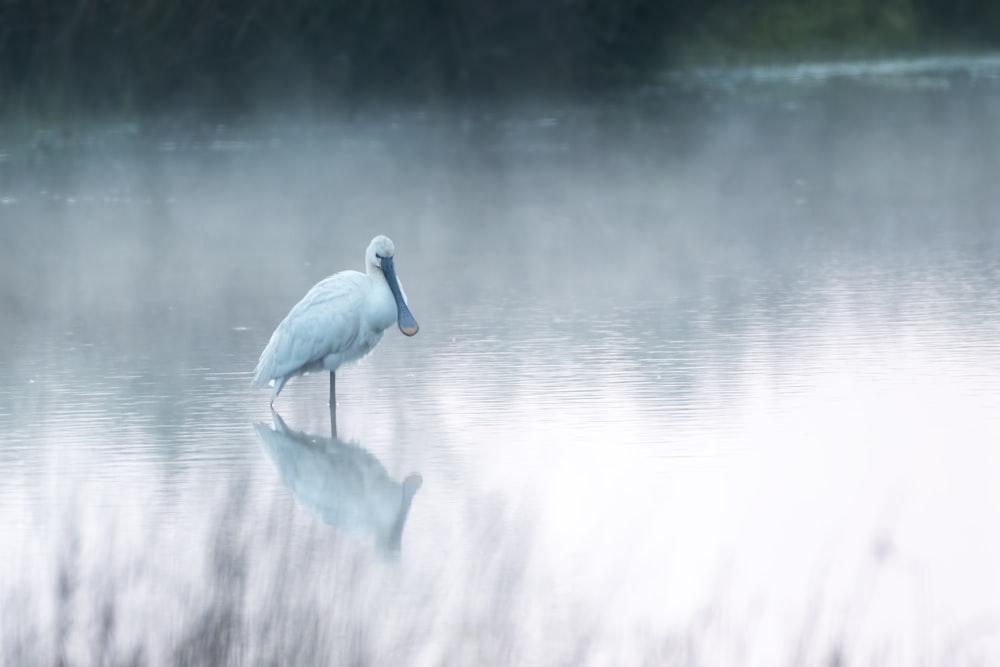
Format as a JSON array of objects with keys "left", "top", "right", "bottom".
[{"left": 1, "top": 480, "right": 954, "bottom": 666}]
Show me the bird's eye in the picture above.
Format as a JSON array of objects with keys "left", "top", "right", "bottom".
[{"left": 375, "top": 253, "right": 385, "bottom": 259}]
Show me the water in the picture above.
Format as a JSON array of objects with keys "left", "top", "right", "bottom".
[{"left": 3, "top": 58, "right": 1000, "bottom": 664}]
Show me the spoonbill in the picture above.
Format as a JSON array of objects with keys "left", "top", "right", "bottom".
[
  {"left": 252, "top": 235, "right": 419, "bottom": 406},
  {"left": 254, "top": 409, "right": 422, "bottom": 557}
]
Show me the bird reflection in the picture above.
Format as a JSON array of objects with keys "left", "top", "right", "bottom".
[{"left": 254, "top": 409, "right": 422, "bottom": 557}]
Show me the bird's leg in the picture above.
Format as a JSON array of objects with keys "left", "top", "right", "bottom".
[
  {"left": 269, "top": 376, "right": 287, "bottom": 407},
  {"left": 329, "top": 372, "right": 337, "bottom": 439}
]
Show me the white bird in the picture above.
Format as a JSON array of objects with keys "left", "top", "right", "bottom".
[
  {"left": 255, "top": 410, "right": 422, "bottom": 557},
  {"left": 252, "top": 235, "right": 418, "bottom": 406}
]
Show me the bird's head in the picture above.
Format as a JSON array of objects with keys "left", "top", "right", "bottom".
[
  {"left": 366, "top": 235, "right": 395, "bottom": 270},
  {"left": 366, "top": 235, "right": 418, "bottom": 336}
]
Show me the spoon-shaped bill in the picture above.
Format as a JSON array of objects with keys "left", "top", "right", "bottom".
[
  {"left": 381, "top": 256, "right": 419, "bottom": 336},
  {"left": 383, "top": 473, "right": 423, "bottom": 554}
]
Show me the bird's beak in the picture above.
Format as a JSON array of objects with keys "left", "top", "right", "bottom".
[
  {"left": 381, "top": 256, "right": 419, "bottom": 336},
  {"left": 381, "top": 474, "right": 423, "bottom": 556}
]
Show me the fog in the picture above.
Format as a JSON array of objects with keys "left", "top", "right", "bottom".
[{"left": 2, "top": 59, "right": 1000, "bottom": 664}]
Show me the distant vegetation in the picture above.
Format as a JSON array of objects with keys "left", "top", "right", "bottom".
[{"left": 1, "top": 0, "right": 998, "bottom": 114}]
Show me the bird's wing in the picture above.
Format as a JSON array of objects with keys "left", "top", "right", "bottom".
[
  {"left": 252, "top": 272, "right": 366, "bottom": 385},
  {"left": 254, "top": 422, "right": 367, "bottom": 523}
]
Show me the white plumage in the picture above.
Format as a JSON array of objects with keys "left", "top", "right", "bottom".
[
  {"left": 252, "top": 235, "right": 418, "bottom": 405},
  {"left": 255, "top": 410, "right": 422, "bottom": 556}
]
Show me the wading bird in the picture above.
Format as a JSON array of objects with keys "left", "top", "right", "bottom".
[
  {"left": 255, "top": 409, "right": 422, "bottom": 558},
  {"left": 252, "top": 235, "right": 419, "bottom": 407}
]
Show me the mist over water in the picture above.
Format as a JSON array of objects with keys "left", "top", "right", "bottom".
[{"left": 2, "top": 61, "right": 1000, "bottom": 664}]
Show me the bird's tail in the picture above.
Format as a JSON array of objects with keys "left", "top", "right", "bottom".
[{"left": 250, "top": 342, "right": 275, "bottom": 388}]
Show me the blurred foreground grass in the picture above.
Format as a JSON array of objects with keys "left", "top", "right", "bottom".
[{"left": 3, "top": 479, "right": 989, "bottom": 666}]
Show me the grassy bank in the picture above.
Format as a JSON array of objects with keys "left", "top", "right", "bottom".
[{"left": 0, "top": 0, "right": 998, "bottom": 115}]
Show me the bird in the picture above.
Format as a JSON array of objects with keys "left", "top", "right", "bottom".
[
  {"left": 254, "top": 409, "right": 423, "bottom": 557},
  {"left": 252, "top": 235, "right": 418, "bottom": 406}
]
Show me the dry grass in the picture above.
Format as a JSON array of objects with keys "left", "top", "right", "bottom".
[{"left": 5, "top": 477, "right": 991, "bottom": 666}]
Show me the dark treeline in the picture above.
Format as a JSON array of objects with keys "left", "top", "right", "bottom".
[{"left": 1, "top": 0, "right": 998, "bottom": 113}]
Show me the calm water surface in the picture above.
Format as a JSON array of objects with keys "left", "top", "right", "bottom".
[{"left": 2, "top": 61, "right": 1000, "bottom": 664}]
